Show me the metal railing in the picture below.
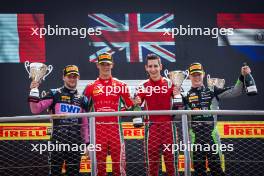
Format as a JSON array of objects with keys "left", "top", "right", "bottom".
[
  {"left": 0, "top": 110, "right": 263, "bottom": 122},
  {"left": 0, "top": 110, "right": 264, "bottom": 176}
]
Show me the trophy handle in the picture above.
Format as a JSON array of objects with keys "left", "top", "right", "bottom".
[
  {"left": 207, "top": 74, "right": 211, "bottom": 80},
  {"left": 207, "top": 74, "right": 211, "bottom": 88},
  {"left": 222, "top": 79, "right": 225, "bottom": 86},
  {"left": 164, "top": 69, "right": 169, "bottom": 79},
  {"left": 183, "top": 70, "right": 189, "bottom": 82},
  {"left": 43, "top": 65, "right": 53, "bottom": 80},
  {"left": 24, "top": 61, "right": 31, "bottom": 78}
]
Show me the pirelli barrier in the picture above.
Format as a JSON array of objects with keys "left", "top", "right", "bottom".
[{"left": 0, "top": 110, "right": 264, "bottom": 176}]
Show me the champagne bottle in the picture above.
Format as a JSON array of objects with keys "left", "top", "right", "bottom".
[
  {"left": 243, "top": 63, "right": 257, "bottom": 96},
  {"left": 132, "top": 105, "right": 144, "bottom": 128},
  {"left": 106, "top": 148, "right": 112, "bottom": 173}
]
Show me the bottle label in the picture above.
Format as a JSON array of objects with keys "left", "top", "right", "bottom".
[
  {"left": 133, "top": 117, "right": 143, "bottom": 124},
  {"left": 173, "top": 97, "right": 183, "bottom": 103},
  {"left": 247, "top": 85, "right": 257, "bottom": 92},
  {"left": 30, "top": 88, "right": 40, "bottom": 97}
]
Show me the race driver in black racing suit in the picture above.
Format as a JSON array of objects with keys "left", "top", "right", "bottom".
[{"left": 173, "top": 62, "right": 252, "bottom": 176}]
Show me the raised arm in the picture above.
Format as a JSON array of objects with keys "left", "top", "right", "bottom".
[
  {"left": 216, "top": 65, "right": 251, "bottom": 99},
  {"left": 28, "top": 81, "right": 53, "bottom": 114}
]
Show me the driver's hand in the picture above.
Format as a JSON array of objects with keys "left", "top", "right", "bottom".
[
  {"left": 30, "top": 81, "right": 40, "bottom": 90},
  {"left": 241, "top": 66, "right": 251, "bottom": 76},
  {"left": 173, "top": 86, "right": 181, "bottom": 96}
]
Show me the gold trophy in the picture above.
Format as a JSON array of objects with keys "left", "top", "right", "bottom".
[
  {"left": 207, "top": 74, "right": 225, "bottom": 90},
  {"left": 164, "top": 69, "right": 189, "bottom": 103},
  {"left": 25, "top": 61, "right": 53, "bottom": 97}
]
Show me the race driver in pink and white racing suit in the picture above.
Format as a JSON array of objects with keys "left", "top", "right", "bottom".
[{"left": 28, "top": 65, "right": 90, "bottom": 175}]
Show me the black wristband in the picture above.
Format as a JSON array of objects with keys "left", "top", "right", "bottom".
[
  {"left": 28, "top": 96, "right": 40, "bottom": 103},
  {"left": 239, "top": 74, "right": 244, "bottom": 82}
]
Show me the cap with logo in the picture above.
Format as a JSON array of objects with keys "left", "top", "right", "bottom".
[
  {"left": 98, "top": 53, "right": 113, "bottom": 64},
  {"left": 63, "top": 65, "right": 80, "bottom": 76},
  {"left": 188, "top": 63, "right": 204, "bottom": 75}
]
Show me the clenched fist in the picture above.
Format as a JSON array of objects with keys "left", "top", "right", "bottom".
[
  {"left": 30, "top": 81, "right": 40, "bottom": 90},
  {"left": 241, "top": 65, "right": 251, "bottom": 76}
]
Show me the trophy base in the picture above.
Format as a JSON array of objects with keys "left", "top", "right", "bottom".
[
  {"left": 173, "top": 94, "right": 183, "bottom": 103},
  {"left": 133, "top": 117, "right": 143, "bottom": 128},
  {"left": 173, "top": 95, "right": 184, "bottom": 109},
  {"left": 30, "top": 88, "right": 40, "bottom": 97},
  {"left": 246, "top": 86, "right": 258, "bottom": 96}
]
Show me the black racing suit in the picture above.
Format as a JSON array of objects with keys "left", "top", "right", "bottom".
[
  {"left": 29, "top": 86, "right": 90, "bottom": 175},
  {"left": 174, "top": 76, "right": 244, "bottom": 176}
]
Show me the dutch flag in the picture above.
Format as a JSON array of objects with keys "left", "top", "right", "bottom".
[{"left": 217, "top": 13, "right": 264, "bottom": 61}]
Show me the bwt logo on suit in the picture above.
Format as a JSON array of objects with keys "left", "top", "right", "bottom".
[{"left": 60, "top": 104, "right": 81, "bottom": 113}]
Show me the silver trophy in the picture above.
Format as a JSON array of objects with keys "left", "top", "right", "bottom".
[
  {"left": 207, "top": 74, "right": 225, "bottom": 90},
  {"left": 25, "top": 61, "right": 53, "bottom": 97},
  {"left": 164, "top": 69, "right": 189, "bottom": 102}
]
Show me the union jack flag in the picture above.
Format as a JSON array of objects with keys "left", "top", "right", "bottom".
[{"left": 88, "top": 13, "right": 175, "bottom": 62}]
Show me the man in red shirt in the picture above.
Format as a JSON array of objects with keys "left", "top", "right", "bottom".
[
  {"left": 134, "top": 54, "right": 178, "bottom": 176},
  {"left": 84, "top": 53, "right": 134, "bottom": 176}
]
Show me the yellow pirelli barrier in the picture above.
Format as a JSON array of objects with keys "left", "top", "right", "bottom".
[
  {"left": 61, "top": 155, "right": 92, "bottom": 174},
  {"left": 217, "top": 121, "right": 264, "bottom": 138},
  {"left": 122, "top": 122, "right": 144, "bottom": 139},
  {"left": 80, "top": 155, "right": 91, "bottom": 173},
  {"left": 1, "top": 121, "right": 262, "bottom": 141},
  {"left": 1, "top": 121, "right": 262, "bottom": 174},
  {"left": 122, "top": 121, "right": 264, "bottom": 140},
  {"left": 178, "top": 154, "right": 225, "bottom": 172},
  {"left": 0, "top": 123, "right": 52, "bottom": 140}
]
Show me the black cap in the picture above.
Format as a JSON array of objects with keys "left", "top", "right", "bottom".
[
  {"left": 63, "top": 65, "right": 80, "bottom": 76},
  {"left": 98, "top": 53, "right": 113, "bottom": 64},
  {"left": 188, "top": 63, "right": 204, "bottom": 75}
]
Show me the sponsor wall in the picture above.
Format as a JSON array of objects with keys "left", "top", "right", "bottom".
[{"left": 0, "top": 0, "right": 263, "bottom": 117}]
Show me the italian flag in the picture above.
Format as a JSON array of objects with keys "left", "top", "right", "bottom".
[{"left": 0, "top": 14, "right": 45, "bottom": 63}]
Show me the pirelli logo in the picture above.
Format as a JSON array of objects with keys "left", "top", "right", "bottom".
[
  {"left": 189, "top": 96, "right": 198, "bottom": 100},
  {"left": 189, "top": 64, "right": 202, "bottom": 70},
  {"left": 122, "top": 123, "right": 144, "bottom": 139},
  {"left": 188, "top": 96, "right": 198, "bottom": 102},
  {"left": 65, "top": 65, "right": 78, "bottom": 72},
  {"left": 178, "top": 155, "right": 194, "bottom": 172},
  {"left": 79, "top": 155, "right": 91, "bottom": 173},
  {"left": 99, "top": 54, "right": 111, "bottom": 60},
  {"left": 0, "top": 123, "right": 52, "bottom": 140},
  {"left": 217, "top": 122, "right": 264, "bottom": 138},
  {"left": 61, "top": 95, "right": 70, "bottom": 101}
]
